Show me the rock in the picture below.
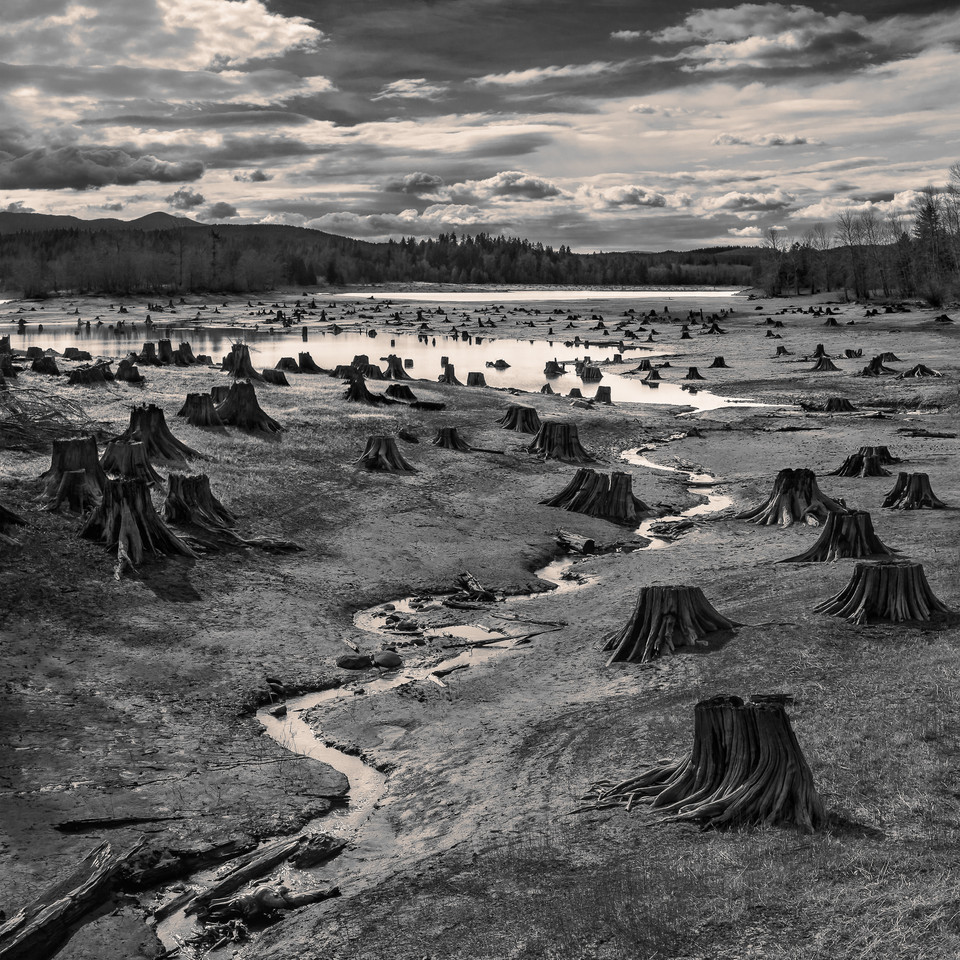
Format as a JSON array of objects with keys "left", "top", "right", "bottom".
[
  {"left": 336, "top": 654, "right": 373, "bottom": 670},
  {"left": 395, "top": 619, "right": 419, "bottom": 632},
  {"left": 374, "top": 650, "right": 403, "bottom": 669},
  {"left": 290, "top": 832, "right": 348, "bottom": 868},
  {"left": 268, "top": 704, "right": 287, "bottom": 718}
]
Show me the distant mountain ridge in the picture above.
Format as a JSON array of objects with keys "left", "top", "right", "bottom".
[{"left": 0, "top": 210, "right": 203, "bottom": 234}]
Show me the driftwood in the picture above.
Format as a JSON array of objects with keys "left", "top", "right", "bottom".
[
  {"left": 527, "top": 421, "right": 595, "bottom": 463},
  {"left": 100, "top": 440, "right": 163, "bottom": 484},
  {"left": 455, "top": 570, "right": 496, "bottom": 601},
  {"left": 737, "top": 468, "right": 845, "bottom": 526},
  {"left": 163, "top": 474, "right": 237, "bottom": 529},
  {"left": 541, "top": 468, "right": 649, "bottom": 525},
  {"left": 355, "top": 435, "right": 415, "bottom": 471},
  {"left": 114, "top": 403, "right": 200, "bottom": 460},
  {"left": 780, "top": 510, "right": 894, "bottom": 562},
  {"left": 815, "top": 561, "right": 949, "bottom": 624},
  {"left": 580, "top": 696, "right": 825, "bottom": 831},
  {"left": 217, "top": 381, "right": 284, "bottom": 433},
  {"left": 260, "top": 368, "right": 289, "bottom": 386},
  {"left": 829, "top": 453, "right": 890, "bottom": 478},
  {"left": 602, "top": 586, "right": 737, "bottom": 664},
  {"left": 882, "top": 472, "right": 947, "bottom": 510},
  {"left": 221, "top": 343, "right": 264, "bottom": 381},
  {"left": 0, "top": 839, "right": 144, "bottom": 960},
  {"left": 205, "top": 884, "right": 340, "bottom": 922},
  {"left": 432, "top": 427, "right": 473, "bottom": 451},
  {"left": 556, "top": 529, "right": 595, "bottom": 554},
  {"left": 497, "top": 404, "right": 541, "bottom": 433},
  {"left": 298, "top": 352, "right": 323, "bottom": 373},
  {"left": 385, "top": 383, "right": 417, "bottom": 402},
  {"left": 39, "top": 436, "right": 106, "bottom": 507},
  {"left": 290, "top": 832, "right": 348, "bottom": 869},
  {"left": 177, "top": 393, "right": 225, "bottom": 428}
]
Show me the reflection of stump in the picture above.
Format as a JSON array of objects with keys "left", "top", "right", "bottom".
[
  {"left": 709, "top": 356, "right": 727, "bottom": 368},
  {"left": 466, "top": 372, "right": 487, "bottom": 387},
  {"left": 602, "top": 586, "right": 737, "bottom": 663},
  {"left": 541, "top": 468, "right": 648, "bottom": 525},
  {"left": 497, "top": 404, "right": 541, "bottom": 433},
  {"left": 527, "top": 421, "right": 595, "bottom": 463},
  {"left": 276, "top": 357, "right": 300, "bottom": 373},
  {"left": 163, "top": 474, "right": 237, "bottom": 529},
  {"left": 643, "top": 369, "right": 661, "bottom": 382},
  {"left": 830, "top": 453, "right": 890, "bottom": 478},
  {"left": 581, "top": 696, "right": 825, "bottom": 831},
  {"left": 261, "top": 368, "right": 289, "bottom": 385},
  {"left": 809, "top": 356, "right": 839, "bottom": 372},
  {"left": 432, "top": 427, "right": 472, "bottom": 452},
  {"left": 815, "top": 561, "right": 949, "bottom": 624},
  {"left": 823, "top": 397, "right": 855, "bottom": 412},
  {"left": 384, "top": 355, "right": 412, "bottom": 380},
  {"left": 385, "top": 383, "right": 417, "bottom": 402},
  {"left": 39, "top": 436, "right": 106, "bottom": 507},
  {"left": 594, "top": 385, "right": 612, "bottom": 404},
  {"left": 80, "top": 478, "right": 195, "bottom": 574},
  {"left": 177, "top": 393, "right": 225, "bottom": 428},
  {"left": 684, "top": 367, "right": 706, "bottom": 380},
  {"left": 738, "top": 468, "right": 845, "bottom": 526},
  {"left": 781, "top": 510, "right": 894, "bottom": 562},
  {"left": 100, "top": 441, "right": 163, "bottom": 485},
  {"left": 882, "top": 473, "right": 946, "bottom": 510},
  {"left": 298, "top": 352, "right": 323, "bottom": 373},
  {"left": 114, "top": 404, "right": 200, "bottom": 460},
  {"left": 217, "top": 381, "right": 284, "bottom": 433},
  {"left": 355, "top": 436, "right": 415, "bottom": 472},
  {"left": 221, "top": 344, "right": 264, "bottom": 381},
  {"left": 438, "top": 363, "right": 462, "bottom": 386}
]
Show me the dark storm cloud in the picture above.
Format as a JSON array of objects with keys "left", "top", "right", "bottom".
[
  {"left": 100, "top": 201, "right": 125, "bottom": 210},
  {"left": 0, "top": 146, "right": 204, "bottom": 190},
  {"left": 204, "top": 201, "right": 239, "bottom": 218},
  {"left": 166, "top": 187, "right": 205, "bottom": 209},
  {"left": 851, "top": 191, "right": 896, "bottom": 203},
  {"left": 79, "top": 110, "right": 314, "bottom": 130},
  {"left": 3, "top": 200, "right": 36, "bottom": 213},
  {"left": 383, "top": 172, "right": 445, "bottom": 194}
]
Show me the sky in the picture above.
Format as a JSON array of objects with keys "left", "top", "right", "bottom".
[{"left": 0, "top": 0, "right": 958, "bottom": 251}]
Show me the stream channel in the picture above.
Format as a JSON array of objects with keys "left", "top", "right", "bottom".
[{"left": 155, "top": 438, "right": 734, "bottom": 955}]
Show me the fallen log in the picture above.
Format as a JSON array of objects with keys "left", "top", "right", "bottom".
[
  {"left": 780, "top": 510, "right": 895, "bottom": 562},
  {"left": 737, "top": 468, "right": 845, "bottom": 527},
  {"left": 556, "top": 529, "right": 595, "bottom": 554},
  {"left": 882, "top": 472, "right": 947, "bottom": 510},
  {"left": 205, "top": 884, "right": 340, "bottom": 922}
]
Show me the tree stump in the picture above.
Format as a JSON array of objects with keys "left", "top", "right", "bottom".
[
  {"left": 809, "top": 356, "right": 840, "bottom": 372},
  {"left": 594, "top": 385, "right": 613, "bottom": 404},
  {"left": 261, "top": 368, "right": 289, "bottom": 385},
  {"left": 684, "top": 367, "right": 706, "bottom": 380},
  {"left": 896, "top": 364, "right": 942, "bottom": 379},
  {"left": 332, "top": 365, "right": 354, "bottom": 379},
  {"left": 568, "top": 388, "right": 583, "bottom": 398},
  {"left": 217, "top": 381, "right": 284, "bottom": 432},
  {"left": 68, "top": 363, "right": 113, "bottom": 385},
  {"left": 602, "top": 586, "right": 738, "bottom": 663},
  {"left": 812, "top": 343, "right": 828, "bottom": 357},
  {"left": 177, "top": 342, "right": 197, "bottom": 364},
  {"left": 544, "top": 360, "right": 565, "bottom": 377},
  {"left": 780, "top": 510, "right": 895, "bottom": 562},
  {"left": 163, "top": 474, "right": 237, "bottom": 529},
  {"left": 298, "top": 351, "right": 323, "bottom": 373},
  {"left": 210, "top": 385, "right": 231, "bottom": 405},
  {"left": 823, "top": 397, "right": 855, "bottom": 412},
  {"left": 276, "top": 357, "right": 300, "bottom": 373},
  {"left": 114, "top": 403, "right": 200, "bottom": 460},
  {"left": 138, "top": 342, "right": 159, "bottom": 365},
  {"left": 709, "top": 356, "right": 727, "bottom": 368},
  {"left": 882, "top": 472, "right": 946, "bottom": 510},
  {"left": 31, "top": 356, "right": 60, "bottom": 376},
  {"left": 844, "top": 348, "right": 863, "bottom": 358},
  {"left": 466, "top": 372, "right": 487, "bottom": 387},
  {"left": 542, "top": 468, "right": 649, "bottom": 525},
  {"left": 815, "top": 561, "right": 949, "bottom": 624},
  {"left": 221, "top": 343, "right": 264, "bottom": 381},
  {"left": 39, "top": 436, "right": 106, "bottom": 508},
  {"left": 355, "top": 436, "right": 415, "bottom": 471},
  {"left": 0, "top": 500, "right": 26, "bottom": 545},
  {"left": 438, "top": 363, "right": 462, "bottom": 385},
  {"left": 580, "top": 696, "right": 825, "bottom": 831},
  {"left": 775, "top": 346, "right": 792, "bottom": 356},
  {"left": 100, "top": 440, "right": 163, "bottom": 484},
  {"left": 157, "top": 339, "right": 174, "bottom": 364},
  {"left": 384, "top": 355, "right": 412, "bottom": 379},
  {"left": 432, "top": 427, "right": 473, "bottom": 451},
  {"left": 177, "top": 392, "right": 225, "bottom": 427},
  {"left": 527, "top": 421, "right": 595, "bottom": 463},
  {"left": 385, "top": 383, "right": 417, "bottom": 402},
  {"left": 643, "top": 369, "right": 662, "bottom": 382},
  {"left": 632, "top": 358, "right": 652, "bottom": 372},
  {"left": 859, "top": 355, "right": 896, "bottom": 377},
  {"left": 343, "top": 370, "right": 396, "bottom": 406},
  {"left": 116, "top": 358, "right": 144, "bottom": 383},
  {"left": 737, "top": 468, "right": 845, "bottom": 526},
  {"left": 857, "top": 445, "right": 898, "bottom": 464},
  {"left": 540, "top": 383, "right": 555, "bottom": 394},
  {"left": 80, "top": 477, "right": 195, "bottom": 575},
  {"left": 497, "top": 404, "right": 541, "bottom": 433},
  {"left": 829, "top": 453, "right": 890, "bottom": 478},
  {"left": 580, "top": 365, "right": 603, "bottom": 382}
]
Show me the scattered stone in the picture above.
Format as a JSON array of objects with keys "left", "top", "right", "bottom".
[{"left": 336, "top": 654, "right": 373, "bottom": 670}]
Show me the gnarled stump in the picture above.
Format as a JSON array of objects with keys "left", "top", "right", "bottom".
[
  {"left": 157, "top": 339, "right": 174, "bottom": 364},
  {"left": 684, "top": 367, "right": 706, "bottom": 380},
  {"left": 857, "top": 445, "right": 898, "bottom": 464},
  {"left": 384, "top": 355, "right": 412, "bottom": 380},
  {"left": 385, "top": 383, "right": 417, "bottom": 402},
  {"left": 298, "top": 352, "right": 323, "bottom": 373},
  {"left": 527, "top": 421, "right": 595, "bottom": 463},
  {"left": 602, "top": 586, "right": 738, "bottom": 663},
  {"left": 177, "top": 393, "right": 225, "bottom": 428},
  {"left": 217, "top": 381, "right": 284, "bottom": 433},
  {"left": 896, "top": 364, "right": 942, "bottom": 379},
  {"left": 100, "top": 440, "right": 163, "bottom": 484},
  {"left": 466, "top": 372, "right": 487, "bottom": 387},
  {"left": 810, "top": 356, "right": 839, "bottom": 372},
  {"left": 540, "top": 383, "right": 555, "bottom": 395},
  {"left": 114, "top": 403, "right": 200, "bottom": 460},
  {"left": 438, "top": 363, "right": 462, "bottom": 386},
  {"left": 882, "top": 473, "right": 946, "bottom": 510},
  {"left": 497, "top": 404, "right": 541, "bottom": 433},
  {"left": 138, "top": 342, "right": 160, "bottom": 365},
  {"left": 829, "top": 453, "right": 890, "bottom": 478},
  {"left": 39, "top": 436, "right": 106, "bottom": 507},
  {"left": 343, "top": 370, "right": 396, "bottom": 406},
  {"left": 80, "top": 477, "right": 195, "bottom": 576},
  {"left": 580, "top": 696, "right": 825, "bottom": 831},
  {"left": 432, "top": 427, "right": 472, "bottom": 452},
  {"left": 542, "top": 468, "right": 649, "bottom": 526},
  {"left": 737, "top": 468, "right": 845, "bottom": 527},
  {"left": 781, "top": 510, "right": 895, "bottom": 562},
  {"left": 823, "top": 397, "right": 855, "bottom": 412},
  {"left": 221, "top": 343, "right": 264, "bottom": 381},
  {"left": 177, "top": 342, "right": 197, "bottom": 364},
  {"left": 68, "top": 362, "right": 113, "bottom": 385},
  {"left": 261, "top": 368, "right": 289, "bottom": 386},
  {"left": 210, "top": 385, "right": 230, "bottom": 405},
  {"left": 815, "top": 561, "right": 949, "bottom": 624},
  {"left": 163, "top": 473, "right": 237, "bottom": 529},
  {"left": 355, "top": 436, "right": 415, "bottom": 471}
]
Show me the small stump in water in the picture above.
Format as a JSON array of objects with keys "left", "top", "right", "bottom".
[
  {"left": 737, "top": 468, "right": 845, "bottom": 526},
  {"left": 497, "top": 404, "right": 541, "bottom": 434},
  {"left": 527, "top": 421, "right": 595, "bottom": 463},
  {"left": 580, "top": 695, "right": 825, "bottom": 832},
  {"left": 438, "top": 363, "right": 463, "bottom": 386},
  {"left": 882, "top": 473, "right": 947, "bottom": 510},
  {"left": 356, "top": 436, "right": 415, "bottom": 472},
  {"left": 684, "top": 367, "right": 706, "bottom": 380},
  {"left": 602, "top": 585, "right": 737, "bottom": 664},
  {"left": 815, "top": 561, "right": 950, "bottom": 624},
  {"left": 780, "top": 510, "right": 895, "bottom": 562}
]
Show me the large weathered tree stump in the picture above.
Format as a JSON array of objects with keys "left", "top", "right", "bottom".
[
  {"left": 177, "top": 393, "right": 225, "bottom": 428},
  {"left": 298, "top": 351, "right": 323, "bottom": 373},
  {"left": 809, "top": 356, "right": 840, "bottom": 372},
  {"left": 580, "top": 365, "right": 603, "bottom": 382},
  {"left": 163, "top": 474, "right": 237, "bottom": 529},
  {"left": 100, "top": 440, "right": 163, "bottom": 485},
  {"left": 221, "top": 343, "right": 264, "bottom": 381},
  {"left": 68, "top": 362, "right": 113, "bottom": 385},
  {"left": 432, "top": 427, "right": 473, "bottom": 452},
  {"left": 176, "top": 342, "right": 197, "bottom": 364},
  {"left": 857, "top": 445, "right": 898, "bottom": 464},
  {"left": 594, "top": 385, "right": 613, "bottom": 404},
  {"left": 384, "top": 355, "right": 412, "bottom": 380},
  {"left": 896, "top": 363, "right": 942, "bottom": 379},
  {"left": 276, "top": 357, "right": 300, "bottom": 373},
  {"left": 684, "top": 367, "right": 706, "bottom": 380},
  {"left": 527, "top": 421, "right": 595, "bottom": 463},
  {"left": 217, "top": 381, "right": 284, "bottom": 433},
  {"left": 138, "top": 342, "right": 160, "bottom": 365},
  {"left": 466, "top": 372, "right": 487, "bottom": 387},
  {"left": 39, "top": 436, "right": 106, "bottom": 507},
  {"left": 859, "top": 355, "right": 896, "bottom": 377},
  {"left": 116, "top": 358, "right": 144, "bottom": 384},
  {"left": 709, "top": 356, "right": 728, "bottom": 368},
  {"left": 261, "top": 368, "right": 289, "bottom": 386},
  {"left": 438, "top": 363, "right": 463, "bottom": 385},
  {"left": 541, "top": 468, "right": 649, "bottom": 525},
  {"left": 580, "top": 696, "right": 825, "bottom": 831},
  {"left": 882, "top": 473, "right": 946, "bottom": 510},
  {"left": 157, "top": 339, "right": 174, "bottom": 364},
  {"left": 829, "top": 453, "right": 890, "bottom": 478},
  {"left": 602, "top": 586, "right": 738, "bottom": 663},
  {"left": 823, "top": 397, "right": 856, "bottom": 412},
  {"left": 737, "top": 468, "right": 845, "bottom": 526},
  {"left": 343, "top": 370, "right": 396, "bottom": 406},
  {"left": 385, "top": 383, "right": 417, "bottom": 402},
  {"left": 497, "top": 404, "right": 541, "bottom": 433},
  {"left": 780, "top": 510, "right": 895, "bottom": 562},
  {"left": 355, "top": 436, "right": 415, "bottom": 471},
  {"left": 114, "top": 403, "right": 200, "bottom": 460},
  {"left": 80, "top": 477, "right": 195, "bottom": 575},
  {"left": 210, "top": 384, "right": 231, "bottom": 405},
  {"left": 815, "top": 561, "right": 949, "bottom": 624},
  {"left": 31, "top": 356, "right": 60, "bottom": 376}
]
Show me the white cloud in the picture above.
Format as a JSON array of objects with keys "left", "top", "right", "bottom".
[
  {"left": 472, "top": 61, "right": 626, "bottom": 87},
  {"left": 728, "top": 225, "right": 762, "bottom": 237},
  {"left": 371, "top": 78, "right": 448, "bottom": 101},
  {"left": 444, "top": 170, "right": 565, "bottom": 202},
  {"left": 610, "top": 30, "right": 642, "bottom": 41}
]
